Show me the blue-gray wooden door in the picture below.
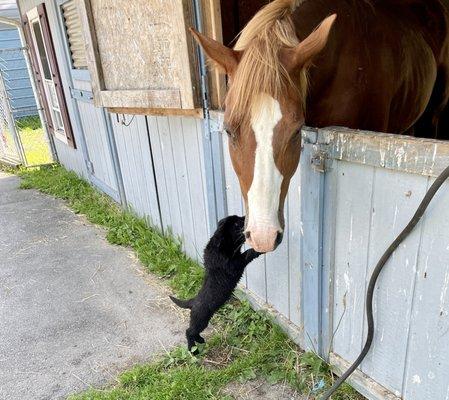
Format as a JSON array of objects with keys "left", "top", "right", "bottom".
[{"left": 301, "top": 128, "right": 449, "bottom": 400}]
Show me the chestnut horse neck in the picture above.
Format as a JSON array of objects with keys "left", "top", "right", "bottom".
[{"left": 226, "top": 0, "right": 308, "bottom": 128}]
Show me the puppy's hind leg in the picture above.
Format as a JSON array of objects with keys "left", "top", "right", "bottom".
[{"left": 186, "top": 306, "right": 214, "bottom": 352}]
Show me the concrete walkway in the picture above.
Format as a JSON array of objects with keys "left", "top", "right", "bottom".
[{"left": 0, "top": 173, "right": 185, "bottom": 400}]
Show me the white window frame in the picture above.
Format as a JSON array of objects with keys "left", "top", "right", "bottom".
[{"left": 27, "top": 6, "right": 68, "bottom": 145}]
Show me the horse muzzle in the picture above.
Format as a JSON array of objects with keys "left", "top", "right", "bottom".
[{"left": 245, "top": 226, "right": 283, "bottom": 253}]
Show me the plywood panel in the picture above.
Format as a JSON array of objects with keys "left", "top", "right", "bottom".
[{"left": 79, "top": 0, "right": 200, "bottom": 110}]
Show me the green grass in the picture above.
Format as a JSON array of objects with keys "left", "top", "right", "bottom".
[
  {"left": 18, "top": 165, "right": 363, "bottom": 400},
  {"left": 17, "top": 115, "right": 52, "bottom": 166}
]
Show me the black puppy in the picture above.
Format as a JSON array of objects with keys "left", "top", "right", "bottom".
[{"left": 170, "top": 215, "right": 261, "bottom": 351}]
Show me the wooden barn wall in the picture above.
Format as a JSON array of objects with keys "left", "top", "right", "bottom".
[
  {"left": 145, "top": 115, "right": 212, "bottom": 260},
  {"left": 108, "top": 114, "right": 162, "bottom": 229},
  {"left": 311, "top": 129, "right": 449, "bottom": 400}
]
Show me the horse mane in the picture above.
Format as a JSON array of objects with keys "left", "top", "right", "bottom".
[{"left": 227, "top": 0, "right": 308, "bottom": 126}]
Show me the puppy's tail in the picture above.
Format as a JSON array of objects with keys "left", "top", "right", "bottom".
[{"left": 169, "top": 295, "right": 194, "bottom": 309}]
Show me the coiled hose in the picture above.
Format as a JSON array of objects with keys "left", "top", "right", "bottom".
[{"left": 320, "top": 165, "right": 449, "bottom": 400}]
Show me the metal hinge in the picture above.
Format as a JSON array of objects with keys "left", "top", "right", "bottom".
[
  {"left": 311, "top": 150, "right": 327, "bottom": 172},
  {"left": 70, "top": 88, "right": 94, "bottom": 103}
]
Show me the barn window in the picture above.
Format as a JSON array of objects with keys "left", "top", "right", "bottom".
[
  {"left": 32, "top": 21, "right": 52, "bottom": 80},
  {"left": 74, "top": 0, "right": 269, "bottom": 113},
  {"left": 61, "top": 0, "right": 87, "bottom": 69}
]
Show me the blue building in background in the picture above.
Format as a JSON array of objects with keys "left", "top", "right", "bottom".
[{"left": 0, "top": 1, "right": 37, "bottom": 117}]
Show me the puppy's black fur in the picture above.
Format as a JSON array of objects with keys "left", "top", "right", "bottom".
[{"left": 170, "top": 215, "right": 261, "bottom": 351}]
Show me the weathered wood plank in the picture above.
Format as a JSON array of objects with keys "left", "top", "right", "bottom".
[
  {"left": 266, "top": 209, "right": 290, "bottom": 317},
  {"left": 321, "top": 161, "right": 339, "bottom": 356},
  {"left": 321, "top": 128, "right": 449, "bottom": 178},
  {"left": 154, "top": 116, "right": 184, "bottom": 239},
  {"left": 147, "top": 116, "right": 172, "bottom": 232},
  {"left": 100, "top": 90, "right": 182, "bottom": 109},
  {"left": 110, "top": 114, "right": 162, "bottom": 229},
  {"left": 361, "top": 169, "right": 428, "bottom": 393},
  {"left": 78, "top": 0, "right": 200, "bottom": 110},
  {"left": 300, "top": 137, "right": 327, "bottom": 354},
  {"left": 288, "top": 168, "right": 302, "bottom": 330},
  {"left": 330, "top": 353, "right": 402, "bottom": 400},
  {"left": 77, "top": 100, "right": 117, "bottom": 191},
  {"left": 169, "top": 116, "right": 197, "bottom": 259},
  {"left": 331, "top": 162, "right": 375, "bottom": 362},
  {"left": 402, "top": 181, "right": 449, "bottom": 400},
  {"left": 195, "top": 118, "right": 213, "bottom": 239},
  {"left": 182, "top": 117, "right": 210, "bottom": 259},
  {"left": 107, "top": 107, "right": 203, "bottom": 118}
]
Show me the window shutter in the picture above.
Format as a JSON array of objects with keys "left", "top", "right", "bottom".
[
  {"left": 37, "top": 3, "right": 76, "bottom": 148},
  {"left": 62, "top": 0, "right": 87, "bottom": 69}
]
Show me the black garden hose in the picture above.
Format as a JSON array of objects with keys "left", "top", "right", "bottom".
[{"left": 320, "top": 164, "right": 449, "bottom": 400}]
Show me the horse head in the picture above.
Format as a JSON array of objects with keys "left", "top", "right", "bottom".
[{"left": 192, "top": 1, "right": 336, "bottom": 252}]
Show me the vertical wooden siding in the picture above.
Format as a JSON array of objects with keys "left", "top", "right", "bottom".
[
  {"left": 109, "top": 114, "right": 161, "bottom": 229},
  {"left": 318, "top": 130, "right": 449, "bottom": 399},
  {"left": 75, "top": 99, "right": 117, "bottom": 191},
  {"left": 147, "top": 116, "right": 211, "bottom": 261}
]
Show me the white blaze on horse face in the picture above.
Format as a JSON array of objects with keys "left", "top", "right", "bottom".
[{"left": 246, "top": 94, "right": 283, "bottom": 253}]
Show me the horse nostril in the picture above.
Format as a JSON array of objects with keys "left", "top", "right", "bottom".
[
  {"left": 245, "top": 231, "right": 251, "bottom": 240},
  {"left": 275, "top": 231, "right": 283, "bottom": 246}
]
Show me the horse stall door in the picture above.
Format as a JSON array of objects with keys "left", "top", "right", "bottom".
[{"left": 304, "top": 128, "right": 449, "bottom": 400}]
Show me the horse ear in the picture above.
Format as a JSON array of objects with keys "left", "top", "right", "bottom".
[
  {"left": 281, "top": 14, "right": 337, "bottom": 71},
  {"left": 189, "top": 28, "right": 241, "bottom": 75}
]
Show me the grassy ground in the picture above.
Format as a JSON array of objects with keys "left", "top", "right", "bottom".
[
  {"left": 18, "top": 165, "right": 363, "bottom": 400},
  {"left": 16, "top": 115, "right": 52, "bottom": 166}
]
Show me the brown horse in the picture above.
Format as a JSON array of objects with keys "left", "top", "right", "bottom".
[{"left": 192, "top": 0, "right": 449, "bottom": 253}]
